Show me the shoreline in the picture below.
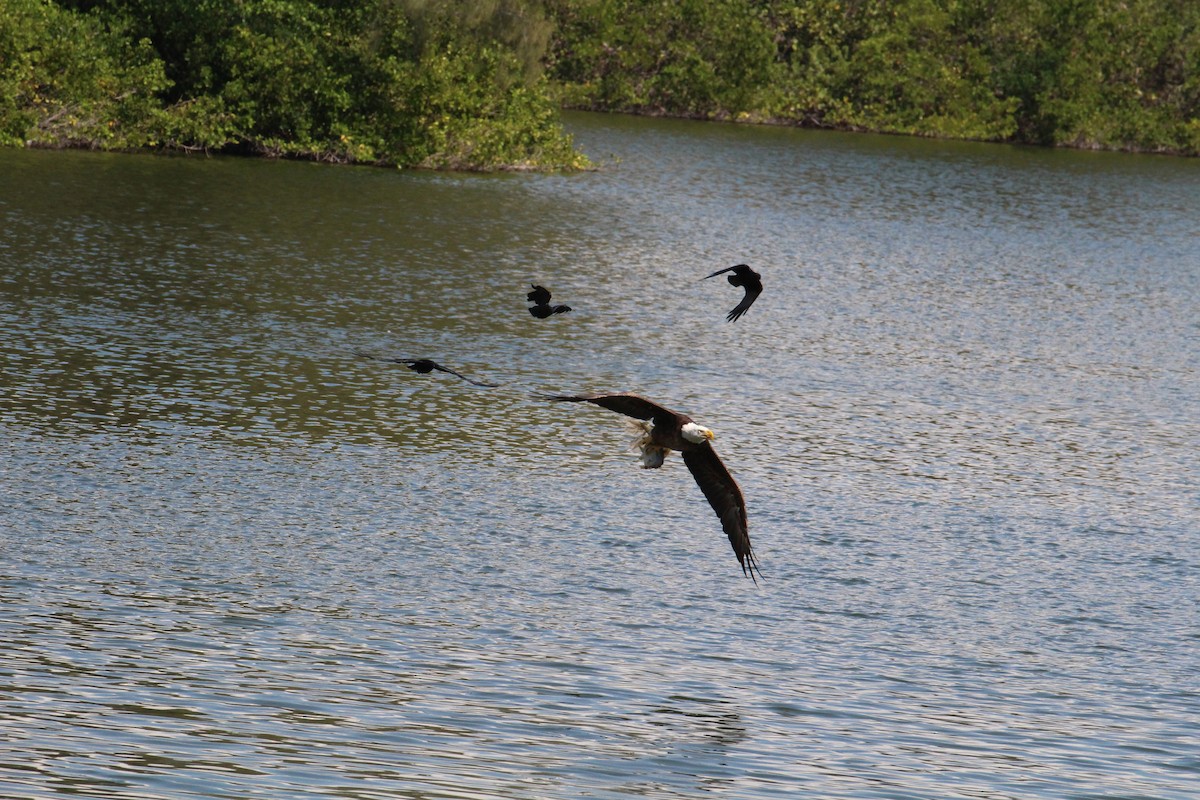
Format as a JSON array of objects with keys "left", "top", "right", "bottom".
[{"left": 11, "top": 105, "right": 1198, "bottom": 170}]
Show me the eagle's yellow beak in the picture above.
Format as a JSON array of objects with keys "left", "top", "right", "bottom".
[{"left": 704, "top": 429, "right": 716, "bottom": 441}]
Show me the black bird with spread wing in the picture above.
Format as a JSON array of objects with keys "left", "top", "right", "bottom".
[
  {"left": 353, "top": 349, "right": 498, "bottom": 387},
  {"left": 703, "top": 264, "right": 762, "bottom": 322},
  {"left": 527, "top": 284, "right": 572, "bottom": 318},
  {"left": 546, "top": 391, "right": 760, "bottom": 581}
]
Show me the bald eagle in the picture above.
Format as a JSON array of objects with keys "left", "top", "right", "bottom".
[
  {"left": 703, "top": 264, "right": 762, "bottom": 322},
  {"left": 546, "top": 392, "right": 760, "bottom": 582}
]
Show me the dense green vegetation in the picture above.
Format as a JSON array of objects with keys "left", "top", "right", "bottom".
[
  {"left": 2, "top": 0, "right": 1197, "bottom": 167},
  {"left": 0, "top": 0, "right": 587, "bottom": 169},
  {"left": 548, "top": 0, "right": 1200, "bottom": 154}
]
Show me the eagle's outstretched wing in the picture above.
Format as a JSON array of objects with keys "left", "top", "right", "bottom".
[
  {"left": 682, "top": 444, "right": 759, "bottom": 582},
  {"left": 545, "top": 392, "right": 678, "bottom": 426},
  {"left": 526, "top": 284, "right": 552, "bottom": 305}
]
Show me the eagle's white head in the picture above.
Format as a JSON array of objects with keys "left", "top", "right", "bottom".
[{"left": 681, "top": 422, "right": 715, "bottom": 444}]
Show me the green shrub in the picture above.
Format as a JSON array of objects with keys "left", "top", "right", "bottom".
[
  {"left": 546, "top": 0, "right": 1199, "bottom": 155},
  {"left": 2, "top": 0, "right": 588, "bottom": 169},
  {"left": 0, "top": 0, "right": 171, "bottom": 148}
]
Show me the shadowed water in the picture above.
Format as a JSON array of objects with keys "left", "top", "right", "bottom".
[{"left": 1, "top": 112, "right": 1198, "bottom": 799}]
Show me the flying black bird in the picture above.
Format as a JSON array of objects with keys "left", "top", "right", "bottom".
[
  {"left": 353, "top": 349, "right": 497, "bottom": 387},
  {"left": 703, "top": 264, "right": 762, "bottom": 322},
  {"left": 527, "top": 284, "right": 572, "bottom": 318},
  {"left": 546, "top": 391, "right": 760, "bottom": 581}
]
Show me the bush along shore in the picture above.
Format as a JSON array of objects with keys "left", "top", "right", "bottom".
[
  {"left": 0, "top": 0, "right": 590, "bottom": 170},
  {"left": 3, "top": 1, "right": 1198, "bottom": 170},
  {"left": 546, "top": 0, "right": 1200, "bottom": 156}
]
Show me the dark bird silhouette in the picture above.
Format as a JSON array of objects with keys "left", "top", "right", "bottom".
[
  {"left": 545, "top": 391, "right": 760, "bottom": 582},
  {"left": 526, "top": 284, "right": 552, "bottom": 305},
  {"left": 527, "top": 284, "right": 572, "bottom": 318},
  {"left": 353, "top": 349, "right": 498, "bottom": 387},
  {"left": 529, "top": 304, "right": 572, "bottom": 318},
  {"left": 703, "top": 264, "right": 762, "bottom": 322}
]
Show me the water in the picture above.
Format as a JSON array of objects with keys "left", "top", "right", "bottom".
[{"left": 2, "top": 112, "right": 1198, "bottom": 799}]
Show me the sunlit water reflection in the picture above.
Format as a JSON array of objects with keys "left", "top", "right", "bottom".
[{"left": 2, "top": 113, "right": 1198, "bottom": 799}]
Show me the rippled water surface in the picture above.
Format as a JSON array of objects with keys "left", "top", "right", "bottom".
[{"left": 2, "top": 113, "right": 1198, "bottom": 799}]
